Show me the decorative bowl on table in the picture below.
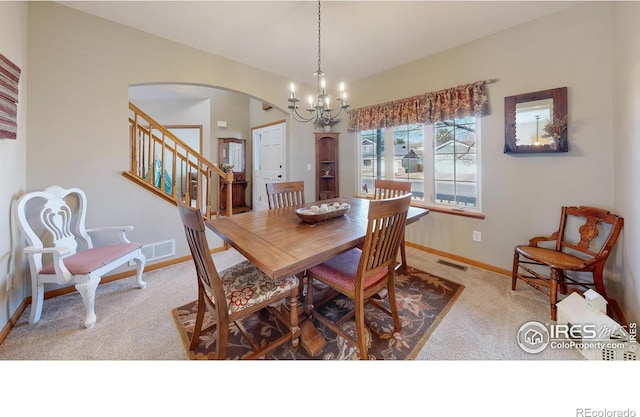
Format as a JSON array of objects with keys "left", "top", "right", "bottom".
[{"left": 295, "top": 202, "right": 351, "bottom": 223}]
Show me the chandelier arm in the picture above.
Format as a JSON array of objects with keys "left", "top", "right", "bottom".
[
  {"left": 320, "top": 107, "right": 347, "bottom": 125},
  {"left": 291, "top": 107, "right": 318, "bottom": 123}
]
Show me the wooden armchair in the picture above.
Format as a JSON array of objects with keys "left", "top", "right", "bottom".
[
  {"left": 305, "top": 194, "right": 411, "bottom": 359},
  {"left": 16, "top": 185, "right": 146, "bottom": 328},
  {"left": 373, "top": 179, "right": 412, "bottom": 271},
  {"left": 177, "top": 200, "right": 300, "bottom": 359},
  {"left": 512, "top": 206, "right": 626, "bottom": 327},
  {"left": 266, "top": 181, "right": 305, "bottom": 209}
]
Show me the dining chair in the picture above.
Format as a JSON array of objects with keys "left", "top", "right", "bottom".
[
  {"left": 373, "top": 179, "right": 412, "bottom": 271},
  {"left": 177, "top": 200, "right": 300, "bottom": 359},
  {"left": 512, "top": 205, "right": 626, "bottom": 327},
  {"left": 266, "top": 181, "right": 305, "bottom": 209},
  {"left": 305, "top": 193, "right": 412, "bottom": 359}
]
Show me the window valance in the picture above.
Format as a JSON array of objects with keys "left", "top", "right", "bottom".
[{"left": 347, "top": 80, "right": 492, "bottom": 132}]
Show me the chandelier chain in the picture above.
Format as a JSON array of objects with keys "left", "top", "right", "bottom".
[{"left": 317, "top": 0, "right": 322, "bottom": 74}]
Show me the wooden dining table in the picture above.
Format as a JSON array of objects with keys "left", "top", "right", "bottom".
[{"left": 205, "top": 196, "right": 429, "bottom": 354}]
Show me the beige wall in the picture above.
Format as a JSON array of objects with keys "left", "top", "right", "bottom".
[
  {"left": 613, "top": 2, "right": 640, "bottom": 328},
  {"left": 1, "top": 1, "right": 636, "bottom": 333},
  {"left": 0, "top": 2, "right": 28, "bottom": 329}
]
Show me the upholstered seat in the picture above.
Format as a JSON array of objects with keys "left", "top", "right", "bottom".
[
  {"left": 215, "top": 260, "right": 299, "bottom": 315},
  {"left": 305, "top": 249, "right": 388, "bottom": 294},
  {"left": 40, "top": 243, "right": 142, "bottom": 275}
]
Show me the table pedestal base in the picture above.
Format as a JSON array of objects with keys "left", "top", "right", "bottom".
[{"left": 299, "top": 320, "right": 327, "bottom": 356}]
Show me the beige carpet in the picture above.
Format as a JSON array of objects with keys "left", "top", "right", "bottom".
[{"left": 0, "top": 247, "right": 582, "bottom": 360}]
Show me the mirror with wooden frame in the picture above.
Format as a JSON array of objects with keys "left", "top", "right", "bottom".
[
  {"left": 218, "top": 137, "right": 246, "bottom": 174},
  {"left": 504, "top": 87, "right": 568, "bottom": 153}
]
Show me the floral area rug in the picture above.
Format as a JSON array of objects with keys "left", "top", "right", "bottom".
[{"left": 171, "top": 266, "right": 464, "bottom": 360}]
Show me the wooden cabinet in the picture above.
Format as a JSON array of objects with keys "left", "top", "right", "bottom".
[{"left": 315, "top": 132, "right": 339, "bottom": 201}]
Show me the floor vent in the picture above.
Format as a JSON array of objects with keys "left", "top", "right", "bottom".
[
  {"left": 140, "top": 239, "right": 176, "bottom": 262},
  {"left": 436, "top": 259, "right": 468, "bottom": 271}
]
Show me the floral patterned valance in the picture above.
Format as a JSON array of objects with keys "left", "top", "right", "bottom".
[{"left": 347, "top": 80, "right": 492, "bottom": 132}]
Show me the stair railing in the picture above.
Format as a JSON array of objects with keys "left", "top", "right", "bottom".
[{"left": 124, "top": 102, "right": 233, "bottom": 219}]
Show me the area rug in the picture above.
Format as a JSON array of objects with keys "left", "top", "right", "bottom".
[{"left": 171, "top": 266, "right": 464, "bottom": 360}]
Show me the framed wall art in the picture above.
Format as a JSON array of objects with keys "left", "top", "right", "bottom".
[{"left": 0, "top": 53, "right": 21, "bottom": 140}]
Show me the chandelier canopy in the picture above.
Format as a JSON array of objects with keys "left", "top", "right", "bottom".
[{"left": 287, "top": 0, "right": 350, "bottom": 127}]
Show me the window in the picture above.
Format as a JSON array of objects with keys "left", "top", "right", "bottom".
[
  {"left": 358, "top": 117, "right": 480, "bottom": 210},
  {"left": 359, "top": 129, "right": 384, "bottom": 195}
]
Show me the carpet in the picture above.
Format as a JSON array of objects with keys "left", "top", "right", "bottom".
[{"left": 171, "top": 266, "right": 464, "bottom": 360}]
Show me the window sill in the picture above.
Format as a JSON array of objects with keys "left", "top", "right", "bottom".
[
  {"left": 414, "top": 203, "right": 485, "bottom": 219},
  {"left": 354, "top": 194, "right": 485, "bottom": 219}
]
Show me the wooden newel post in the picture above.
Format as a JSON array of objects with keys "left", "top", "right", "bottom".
[{"left": 225, "top": 171, "right": 234, "bottom": 218}]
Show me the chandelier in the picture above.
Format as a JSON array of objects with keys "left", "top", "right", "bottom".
[{"left": 287, "top": 0, "right": 350, "bottom": 127}]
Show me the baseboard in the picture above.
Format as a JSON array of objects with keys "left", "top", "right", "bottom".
[
  {"left": 405, "top": 241, "right": 511, "bottom": 277},
  {"left": 0, "top": 298, "right": 29, "bottom": 345}
]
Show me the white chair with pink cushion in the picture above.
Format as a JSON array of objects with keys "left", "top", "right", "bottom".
[{"left": 16, "top": 185, "right": 146, "bottom": 328}]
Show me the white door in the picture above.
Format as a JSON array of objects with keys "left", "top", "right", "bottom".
[{"left": 253, "top": 122, "right": 286, "bottom": 211}]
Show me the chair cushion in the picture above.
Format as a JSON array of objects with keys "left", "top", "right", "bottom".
[
  {"left": 40, "top": 243, "right": 143, "bottom": 275},
  {"left": 308, "top": 248, "right": 389, "bottom": 293},
  {"left": 217, "top": 260, "right": 299, "bottom": 315}
]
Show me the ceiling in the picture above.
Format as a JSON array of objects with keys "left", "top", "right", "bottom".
[{"left": 58, "top": 1, "right": 578, "bottom": 87}]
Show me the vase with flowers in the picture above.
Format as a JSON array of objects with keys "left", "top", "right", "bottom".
[{"left": 542, "top": 116, "right": 567, "bottom": 150}]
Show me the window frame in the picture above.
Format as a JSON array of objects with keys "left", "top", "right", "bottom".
[{"left": 356, "top": 118, "right": 483, "bottom": 217}]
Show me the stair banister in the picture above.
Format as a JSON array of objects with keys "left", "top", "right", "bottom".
[{"left": 125, "top": 102, "right": 234, "bottom": 219}]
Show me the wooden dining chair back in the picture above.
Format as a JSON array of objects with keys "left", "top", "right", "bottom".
[
  {"left": 373, "top": 179, "right": 411, "bottom": 199},
  {"left": 305, "top": 194, "right": 412, "bottom": 359},
  {"left": 177, "top": 200, "right": 300, "bottom": 359},
  {"left": 266, "top": 181, "right": 305, "bottom": 209},
  {"left": 512, "top": 205, "right": 626, "bottom": 327},
  {"left": 373, "top": 179, "right": 412, "bottom": 271}
]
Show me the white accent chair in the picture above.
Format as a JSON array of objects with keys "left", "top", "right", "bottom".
[{"left": 16, "top": 185, "right": 146, "bottom": 328}]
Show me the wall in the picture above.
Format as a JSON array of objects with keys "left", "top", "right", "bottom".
[
  {"left": 0, "top": 2, "right": 28, "bottom": 330},
  {"left": 612, "top": 2, "right": 640, "bottom": 326}
]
